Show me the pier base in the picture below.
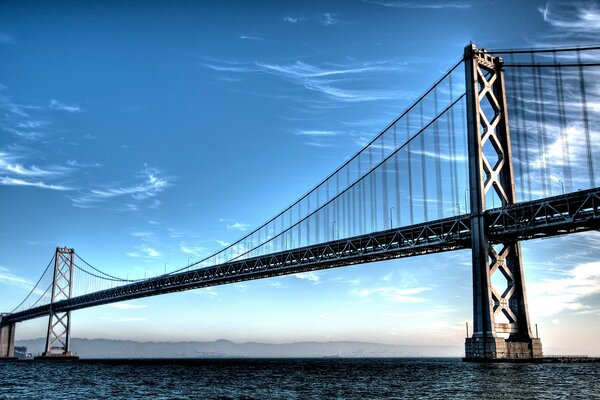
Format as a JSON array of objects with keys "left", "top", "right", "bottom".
[
  {"left": 464, "top": 337, "right": 543, "bottom": 361},
  {"left": 35, "top": 352, "right": 79, "bottom": 361},
  {"left": 0, "top": 323, "right": 15, "bottom": 359}
]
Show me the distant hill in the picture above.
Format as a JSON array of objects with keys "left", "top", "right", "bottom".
[{"left": 16, "top": 338, "right": 462, "bottom": 359}]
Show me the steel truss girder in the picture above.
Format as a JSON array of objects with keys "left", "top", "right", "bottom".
[
  {"left": 4, "top": 187, "right": 600, "bottom": 325},
  {"left": 464, "top": 43, "right": 533, "bottom": 342}
]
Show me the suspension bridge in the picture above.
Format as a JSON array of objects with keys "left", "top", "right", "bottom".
[{"left": 1, "top": 44, "right": 599, "bottom": 361}]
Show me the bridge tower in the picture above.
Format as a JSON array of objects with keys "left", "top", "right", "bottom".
[
  {"left": 0, "top": 314, "right": 15, "bottom": 359},
  {"left": 463, "top": 44, "right": 542, "bottom": 360},
  {"left": 37, "top": 247, "right": 78, "bottom": 359}
]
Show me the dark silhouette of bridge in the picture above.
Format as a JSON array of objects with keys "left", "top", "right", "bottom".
[{"left": 1, "top": 44, "right": 599, "bottom": 361}]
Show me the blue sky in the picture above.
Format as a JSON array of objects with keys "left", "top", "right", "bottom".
[{"left": 1, "top": 0, "right": 600, "bottom": 355}]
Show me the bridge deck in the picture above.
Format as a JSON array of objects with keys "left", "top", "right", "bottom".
[{"left": 4, "top": 187, "right": 599, "bottom": 325}]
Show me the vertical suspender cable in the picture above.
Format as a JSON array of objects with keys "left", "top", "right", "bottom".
[
  {"left": 394, "top": 124, "right": 401, "bottom": 226},
  {"left": 531, "top": 53, "right": 548, "bottom": 196},
  {"left": 554, "top": 51, "right": 572, "bottom": 193},
  {"left": 509, "top": 54, "right": 525, "bottom": 200},
  {"left": 420, "top": 101, "right": 428, "bottom": 221},
  {"left": 448, "top": 73, "right": 459, "bottom": 214},
  {"left": 577, "top": 49, "right": 595, "bottom": 188},
  {"left": 407, "top": 114, "right": 414, "bottom": 224},
  {"left": 516, "top": 60, "right": 532, "bottom": 200}
]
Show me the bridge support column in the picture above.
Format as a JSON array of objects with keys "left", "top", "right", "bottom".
[
  {"left": 36, "top": 247, "right": 78, "bottom": 360},
  {"left": 463, "top": 44, "right": 542, "bottom": 361},
  {"left": 0, "top": 317, "right": 16, "bottom": 359}
]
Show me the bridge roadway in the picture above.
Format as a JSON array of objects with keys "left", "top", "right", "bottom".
[{"left": 4, "top": 187, "right": 599, "bottom": 325}]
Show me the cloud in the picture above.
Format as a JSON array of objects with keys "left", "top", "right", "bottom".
[
  {"left": 253, "top": 60, "right": 409, "bottom": 102},
  {"left": 127, "top": 245, "right": 161, "bottom": 258},
  {"left": 67, "top": 160, "right": 102, "bottom": 168},
  {"left": 292, "top": 271, "right": 321, "bottom": 283},
  {"left": 293, "top": 130, "right": 340, "bottom": 137},
  {"left": 528, "top": 261, "right": 600, "bottom": 317},
  {"left": 362, "top": 0, "right": 470, "bottom": 9},
  {"left": 131, "top": 231, "right": 154, "bottom": 241},
  {"left": 200, "top": 63, "right": 254, "bottom": 73},
  {"left": 71, "top": 165, "right": 171, "bottom": 209},
  {"left": 226, "top": 221, "right": 251, "bottom": 232},
  {"left": 0, "top": 266, "right": 32, "bottom": 289},
  {"left": 539, "top": 1, "right": 600, "bottom": 31},
  {"left": 100, "top": 317, "right": 147, "bottom": 322},
  {"left": 321, "top": 13, "right": 338, "bottom": 26},
  {"left": 198, "top": 56, "right": 413, "bottom": 103},
  {"left": 49, "top": 99, "right": 83, "bottom": 113},
  {"left": 179, "top": 243, "right": 209, "bottom": 257},
  {"left": 196, "top": 287, "right": 219, "bottom": 297},
  {"left": 240, "top": 34, "right": 263, "bottom": 40},
  {"left": 0, "top": 176, "right": 71, "bottom": 190},
  {"left": 353, "top": 286, "right": 432, "bottom": 302},
  {"left": 283, "top": 16, "right": 305, "bottom": 23},
  {"left": 108, "top": 303, "right": 147, "bottom": 310},
  {"left": 0, "top": 152, "right": 71, "bottom": 178}
]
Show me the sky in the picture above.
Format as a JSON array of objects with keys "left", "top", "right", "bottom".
[{"left": 1, "top": 0, "right": 600, "bottom": 355}]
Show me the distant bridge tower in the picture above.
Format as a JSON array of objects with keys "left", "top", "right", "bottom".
[
  {"left": 38, "top": 247, "right": 78, "bottom": 359},
  {"left": 0, "top": 314, "right": 15, "bottom": 359},
  {"left": 463, "top": 44, "right": 542, "bottom": 359}
]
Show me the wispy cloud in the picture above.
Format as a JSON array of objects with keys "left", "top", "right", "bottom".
[
  {"left": 179, "top": 243, "right": 209, "bottom": 257},
  {"left": 226, "top": 221, "right": 251, "bottom": 232},
  {"left": 71, "top": 165, "right": 171, "bottom": 209},
  {"left": 0, "top": 266, "right": 32, "bottom": 289},
  {"left": 67, "top": 160, "right": 102, "bottom": 168},
  {"left": 539, "top": 1, "right": 600, "bottom": 31},
  {"left": 363, "top": 0, "right": 471, "bottom": 9},
  {"left": 254, "top": 60, "right": 409, "bottom": 102},
  {"left": 292, "top": 271, "right": 321, "bottom": 283},
  {"left": 292, "top": 129, "right": 343, "bottom": 148},
  {"left": 321, "top": 13, "right": 338, "bottom": 26},
  {"left": 131, "top": 231, "right": 155, "bottom": 241},
  {"left": 352, "top": 286, "right": 431, "bottom": 302},
  {"left": 528, "top": 261, "right": 600, "bottom": 317},
  {"left": 293, "top": 130, "right": 340, "bottom": 137},
  {"left": 283, "top": 16, "right": 305, "bottom": 23},
  {"left": 197, "top": 55, "right": 413, "bottom": 103},
  {"left": 240, "top": 34, "right": 263, "bottom": 40},
  {"left": 49, "top": 99, "right": 83, "bottom": 113},
  {"left": 127, "top": 244, "right": 161, "bottom": 258},
  {"left": 0, "top": 176, "right": 71, "bottom": 191},
  {"left": 108, "top": 303, "right": 147, "bottom": 310},
  {"left": 100, "top": 317, "right": 147, "bottom": 322},
  {"left": 0, "top": 152, "right": 71, "bottom": 178}
]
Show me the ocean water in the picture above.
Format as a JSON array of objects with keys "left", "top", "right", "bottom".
[{"left": 0, "top": 358, "right": 599, "bottom": 399}]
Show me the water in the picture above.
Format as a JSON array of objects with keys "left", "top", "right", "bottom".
[{"left": 1, "top": 358, "right": 599, "bottom": 399}]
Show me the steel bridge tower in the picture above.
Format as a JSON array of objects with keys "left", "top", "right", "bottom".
[
  {"left": 463, "top": 44, "right": 542, "bottom": 360},
  {"left": 37, "top": 247, "right": 78, "bottom": 359}
]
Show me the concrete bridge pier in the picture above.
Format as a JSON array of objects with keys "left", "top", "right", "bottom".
[{"left": 0, "top": 317, "right": 16, "bottom": 359}]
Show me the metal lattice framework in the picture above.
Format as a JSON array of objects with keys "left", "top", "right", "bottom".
[
  {"left": 4, "top": 187, "right": 599, "bottom": 324},
  {"left": 42, "top": 248, "right": 76, "bottom": 357},
  {"left": 464, "top": 44, "right": 538, "bottom": 359}
]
